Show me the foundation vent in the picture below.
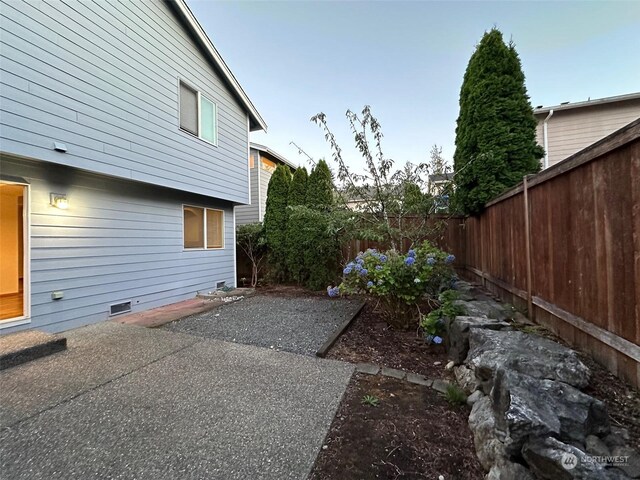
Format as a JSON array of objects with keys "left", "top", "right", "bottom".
[{"left": 109, "top": 301, "right": 132, "bottom": 316}]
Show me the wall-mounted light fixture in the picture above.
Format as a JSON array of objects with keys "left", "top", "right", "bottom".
[{"left": 50, "top": 193, "right": 69, "bottom": 209}]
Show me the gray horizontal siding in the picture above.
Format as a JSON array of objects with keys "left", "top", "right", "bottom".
[
  {"left": 1, "top": 156, "right": 237, "bottom": 334},
  {"left": 236, "top": 159, "right": 260, "bottom": 225},
  {"left": 0, "top": 0, "right": 250, "bottom": 203}
]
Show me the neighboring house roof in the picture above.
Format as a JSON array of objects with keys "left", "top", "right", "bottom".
[
  {"left": 170, "top": 0, "right": 267, "bottom": 132},
  {"left": 533, "top": 92, "right": 640, "bottom": 115},
  {"left": 250, "top": 142, "right": 297, "bottom": 170}
]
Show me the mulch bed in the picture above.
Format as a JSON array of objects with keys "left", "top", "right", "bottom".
[
  {"left": 310, "top": 373, "right": 484, "bottom": 480},
  {"left": 327, "top": 302, "right": 449, "bottom": 379}
]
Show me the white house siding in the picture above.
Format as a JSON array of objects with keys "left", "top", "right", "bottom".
[
  {"left": 535, "top": 100, "right": 640, "bottom": 167},
  {"left": 0, "top": 156, "right": 236, "bottom": 334},
  {"left": 0, "top": 0, "right": 250, "bottom": 203}
]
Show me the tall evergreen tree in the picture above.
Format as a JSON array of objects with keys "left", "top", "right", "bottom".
[
  {"left": 453, "top": 28, "right": 543, "bottom": 215},
  {"left": 263, "top": 164, "right": 291, "bottom": 281},
  {"left": 288, "top": 167, "right": 309, "bottom": 206},
  {"left": 306, "top": 159, "right": 334, "bottom": 208},
  {"left": 285, "top": 167, "right": 309, "bottom": 283}
]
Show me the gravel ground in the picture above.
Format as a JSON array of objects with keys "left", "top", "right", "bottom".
[{"left": 164, "top": 294, "right": 364, "bottom": 356}]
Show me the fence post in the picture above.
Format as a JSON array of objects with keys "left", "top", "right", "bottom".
[{"left": 523, "top": 175, "right": 534, "bottom": 320}]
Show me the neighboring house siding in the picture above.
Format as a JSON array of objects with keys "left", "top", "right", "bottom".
[
  {"left": 259, "top": 161, "right": 274, "bottom": 221},
  {"left": 236, "top": 150, "right": 260, "bottom": 225},
  {"left": 0, "top": 0, "right": 249, "bottom": 203},
  {"left": 1, "top": 157, "right": 236, "bottom": 334},
  {"left": 535, "top": 100, "right": 640, "bottom": 167}
]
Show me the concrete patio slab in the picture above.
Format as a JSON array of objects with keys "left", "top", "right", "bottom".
[
  {"left": 0, "top": 322, "right": 354, "bottom": 480},
  {"left": 0, "top": 322, "right": 199, "bottom": 428},
  {"left": 164, "top": 294, "right": 364, "bottom": 356}
]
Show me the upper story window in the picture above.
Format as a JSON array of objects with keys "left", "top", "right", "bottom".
[{"left": 179, "top": 81, "right": 217, "bottom": 145}]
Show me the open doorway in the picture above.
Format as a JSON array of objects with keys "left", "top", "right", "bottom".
[{"left": 0, "top": 182, "right": 28, "bottom": 321}]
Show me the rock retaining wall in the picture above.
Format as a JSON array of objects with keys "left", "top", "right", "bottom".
[{"left": 448, "top": 282, "right": 639, "bottom": 480}]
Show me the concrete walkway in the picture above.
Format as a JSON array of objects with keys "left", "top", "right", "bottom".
[{"left": 0, "top": 322, "right": 354, "bottom": 480}]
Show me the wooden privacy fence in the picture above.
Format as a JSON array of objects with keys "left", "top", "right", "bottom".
[{"left": 452, "top": 119, "right": 640, "bottom": 388}]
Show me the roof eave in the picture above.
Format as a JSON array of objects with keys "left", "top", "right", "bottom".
[
  {"left": 171, "top": 0, "right": 267, "bottom": 132},
  {"left": 533, "top": 92, "right": 640, "bottom": 115},
  {"left": 250, "top": 142, "right": 297, "bottom": 169}
]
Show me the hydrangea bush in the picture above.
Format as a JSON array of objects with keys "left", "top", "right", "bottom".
[{"left": 329, "top": 241, "right": 456, "bottom": 329}]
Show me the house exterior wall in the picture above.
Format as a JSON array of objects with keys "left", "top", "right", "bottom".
[
  {"left": 0, "top": 0, "right": 250, "bottom": 203},
  {"left": 236, "top": 150, "right": 260, "bottom": 225},
  {"left": 234, "top": 150, "right": 279, "bottom": 225},
  {"left": 0, "top": 156, "right": 236, "bottom": 335},
  {"left": 535, "top": 99, "right": 640, "bottom": 167}
]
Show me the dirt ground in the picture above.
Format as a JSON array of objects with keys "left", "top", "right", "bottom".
[
  {"left": 327, "top": 302, "right": 449, "bottom": 379},
  {"left": 310, "top": 373, "right": 484, "bottom": 480}
]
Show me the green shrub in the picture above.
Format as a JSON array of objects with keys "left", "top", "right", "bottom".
[
  {"left": 287, "top": 206, "right": 341, "bottom": 290},
  {"left": 286, "top": 168, "right": 309, "bottom": 284},
  {"left": 420, "top": 289, "right": 464, "bottom": 344},
  {"left": 334, "top": 241, "right": 456, "bottom": 329},
  {"left": 263, "top": 164, "right": 291, "bottom": 281}
]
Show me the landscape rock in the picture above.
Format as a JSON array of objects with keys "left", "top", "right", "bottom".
[
  {"left": 486, "top": 459, "right": 535, "bottom": 480},
  {"left": 585, "top": 434, "right": 610, "bottom": 457},
  {"left": 452, "top": 299, "right": 513, "bottom": 321},
  {"left": 468, "top": 396, "right": 507, "bottom": 471},
  {"left": 611, "top": 446, "right": 640, "bottom": 478},
  {"left": 466, "top": 390, "right": 483, "bottom": 407},
  {"left": 467, "top": 329, "right": 591, "bottom": 392},
  {"left": 522, "top": 436, "right": 612, "bottom": 480},
  {"left": 446, "top": 316, "right": 512, "bottom": 365},
  {"left": 605, "top": 427, "right": 631, "bottom": 449},
  {"left": 431, "top": 379, "right": 451, "bottom": 394},
  {"left": 492, "top": 369, "right": 609, "bottom": 455},
  {"left": 454, "top": 365, "right": 479, "bottom": 394}
]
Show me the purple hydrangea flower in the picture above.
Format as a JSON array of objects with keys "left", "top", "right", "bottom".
[
  {"left": 356, "top": 257, "right": 365, "bottom": 265},
  {"left": 359, "top": 268, "right": 368, "bottom": 276},
  {"left": 433, "top": 336, "right": 443, "bottom": 344},
  {"left": 343, "top": 266, "right": 352, "bottom": 275},
  {"left": 379, "top": 255, "right": 387, "bottom": 263},
  {"left": 367, "top": 281, "right": 374, "bottom": 288},
  {"left": 375, "top": 265, "right": 383, "bottom": 271},
  {"left": 424, "top": 333, "right": 434, "bottom": 343},
  {"left": 326, "top": 286, "right": 340, "bottom": 298},
  {"left": 407, "top": 249, "right": 416, "bottom": 257},
  {"left": 405, "top": 257, "right": 416, "bottom": 266},
  {"left": 427, "top": 257, "right": 436, "bottom": 266},
  {"left": 445, "top": 254, "right": 455, "bottom": 264}
]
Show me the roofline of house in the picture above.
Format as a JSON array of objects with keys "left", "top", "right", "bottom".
[
  {"left": 250, "top": 142, "right": 297, "bottom": 170},
  {"left": 171, "top": 0, "right": 268, "bottom": 132},
  {"left": 533, "top": 92, "right": 640, "bottom": 115}
]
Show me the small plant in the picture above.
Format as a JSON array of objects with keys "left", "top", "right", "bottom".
[
  {"left": 444, "top": 384, "right": 467, "bottom": 407},
  {"left": 420, "top": 289, "right": 464, "bottom": 344},
  {"left": 361, "top": 394, "right": 380, "bottom": 407}
]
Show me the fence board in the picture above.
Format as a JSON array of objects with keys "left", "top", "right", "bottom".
[{"left": 445, "top": 119, "right": 640, "bottom": 388}]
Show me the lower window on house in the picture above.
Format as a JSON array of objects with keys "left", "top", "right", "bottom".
[{"left": 183, "top": 206, "right": 224, "bottom": 249}]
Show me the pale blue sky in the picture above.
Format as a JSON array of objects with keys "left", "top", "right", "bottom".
[{"left": 188, "top": 0, "right": 640, "bottom": 171}]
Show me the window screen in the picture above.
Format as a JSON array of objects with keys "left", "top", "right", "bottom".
[
  {"left": 179, "top": 82, "right": 198, "bottom": 135},
  {"left": 183, "top": 206, "right": 204, "bottom": 248},
  {"left": 200, "top": 96, "right": 216, "bottom": 144},
  {"left": 206, "top": 209, "right": 223, "bottom": 249}
]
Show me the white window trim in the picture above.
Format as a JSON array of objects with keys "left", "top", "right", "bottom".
[
  {"left": 182, "top": 204, "right": 225, "bottom": 251},
  {"left": 178, "top": 78, "right": 218, "bottom": 147},
  {"left": 0, "top": 180, "right": 31, "bottom": 329}
]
